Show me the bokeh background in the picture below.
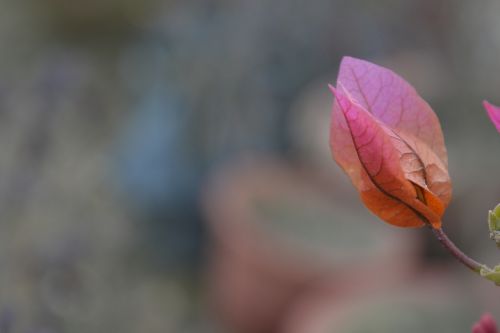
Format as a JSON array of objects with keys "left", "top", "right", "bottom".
[{"left": 0, "top": 0, "right": 500, "bottom": 332}]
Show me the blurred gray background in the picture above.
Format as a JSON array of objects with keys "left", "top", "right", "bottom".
[{"left": 0, "top": 1, "right": 500, "bottom": 332}]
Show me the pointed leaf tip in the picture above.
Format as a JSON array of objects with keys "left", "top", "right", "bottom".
[{"left": 483, "top": 100, "right": 500, "bottom": 133}]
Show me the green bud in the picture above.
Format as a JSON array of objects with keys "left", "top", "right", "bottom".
[
  {"left": 494, "top": 203, "right": 500, "bottom": 218},
  {"left": 488, "top": 204, "right": 500, "bottom": 247},
  {"left": 480, "top": 265, "right": 500, "bottom": 286}
]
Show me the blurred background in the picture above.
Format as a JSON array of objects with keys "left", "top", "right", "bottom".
[{"left": 0, "top": 0, "right": 500, "bottom": 332}]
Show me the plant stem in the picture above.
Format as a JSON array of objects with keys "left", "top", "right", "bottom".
[{"left": 428, "top": 226, "right": 483, "bottom": 273}]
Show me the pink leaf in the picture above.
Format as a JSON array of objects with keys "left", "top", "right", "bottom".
[
  {"left": 483, "top": 100, "right": 500, "bottom": 133},
  {"left": 329, "top": 57, "right": 451, "bottom": 228}
]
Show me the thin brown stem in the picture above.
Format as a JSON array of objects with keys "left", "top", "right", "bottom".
[{"left": 428, "top": 226, "right": 483, "bottom": 272}]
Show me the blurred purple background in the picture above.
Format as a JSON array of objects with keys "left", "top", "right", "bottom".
[{"left": 0, "top": 1, "right": 500, "bottom": 332}]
